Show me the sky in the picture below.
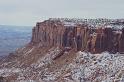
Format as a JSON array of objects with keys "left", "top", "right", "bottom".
[{"left": 0, "top": 0, "right": 124, "bottom": 26}]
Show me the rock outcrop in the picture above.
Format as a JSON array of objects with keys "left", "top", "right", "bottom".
[
  {"left": 0, "top": 18, "right": 124, "bottom": 82},
  {"left": 31, "top": 18, "right": 124, "bottom": 53}
]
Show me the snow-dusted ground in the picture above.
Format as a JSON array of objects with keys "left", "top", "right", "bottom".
[
  {"left": 64, "top": 51, "right": 124, "bottom": 82},
  {"left": 0, "top": 50, "right": 124, "bottom": 82},
  {"left": 49, "top": 18, "right": 124, "bottom": 29}
]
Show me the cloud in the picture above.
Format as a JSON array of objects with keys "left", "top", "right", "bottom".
[{"left": 0, "top": 0, "right": 124, "bottom": 26}]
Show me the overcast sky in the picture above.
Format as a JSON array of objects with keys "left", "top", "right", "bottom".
[{"left": 0, "top": 0, "right": 124, "bottom": 26}]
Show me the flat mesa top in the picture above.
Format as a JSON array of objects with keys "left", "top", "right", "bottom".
[
  {"left": 48, "top": 18, "right": 124, "bottom": 29},
  {"left": 49, "top": 18, "right": 124, "bottom": 22}
]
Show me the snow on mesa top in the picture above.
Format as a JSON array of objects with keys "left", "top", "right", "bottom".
[{"left": 49, "top": 18, "right": 124, "bottom": 29}]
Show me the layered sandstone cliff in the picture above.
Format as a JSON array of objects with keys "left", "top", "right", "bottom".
[
  {"left": 0, "top": 18, "right": 124, "bottom": 82},
  {"left": 31, "top": 18, "right": 124, "bottom": 53}
]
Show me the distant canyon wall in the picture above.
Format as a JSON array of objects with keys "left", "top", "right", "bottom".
[{"left": 31, "top": 18, "right": 124, "bottom": 53}]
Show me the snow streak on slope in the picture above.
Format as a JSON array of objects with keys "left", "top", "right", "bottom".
[{"left": 0, "top": 47, "right": 124, "bottom": 82}]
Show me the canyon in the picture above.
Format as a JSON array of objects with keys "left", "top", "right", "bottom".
[
  {"left": 0, "top": 25, "right": 32, "bottom": 56},
  {"left": 0, "top": 18, "right": 124, "bottom": 82}
]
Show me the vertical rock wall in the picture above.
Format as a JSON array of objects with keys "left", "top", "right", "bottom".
[
  {"left": 119, "top": 28, "right": 124, "bottom": 53},
  {"left": 31, "top": 19, "right": 124, "bottom": 53}
]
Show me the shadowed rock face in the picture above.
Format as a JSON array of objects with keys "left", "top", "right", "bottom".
[
  {"left": 119, "top": 28, "right": 124, "bottom": 53},
  {"left": 31, "top": 19, "right": 124, "bottom": 53}
]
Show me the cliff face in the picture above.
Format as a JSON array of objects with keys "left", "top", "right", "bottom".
[
  {"left": 31, "top": 18, "right": 124, "bottom": 53},
  {"left": 0, "top": 18, "right": 124, "bottom": 82}
]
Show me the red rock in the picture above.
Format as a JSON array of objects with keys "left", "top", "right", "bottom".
[{"left": 30, "top": 19, "right": 124, "bottom": 53}]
